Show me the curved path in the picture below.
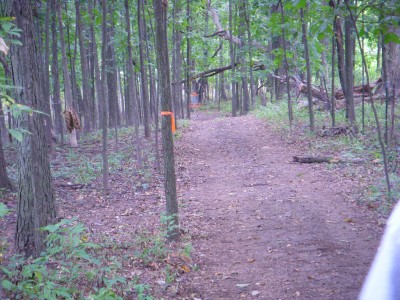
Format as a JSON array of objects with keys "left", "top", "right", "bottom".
[{"left": 176, "top": 113, "right": 382, "bottom": 299}]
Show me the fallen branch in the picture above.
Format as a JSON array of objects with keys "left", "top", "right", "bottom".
[
  {"left": 293, "top": 155, "right": 365, "bottom": 164},
  {"left": 319, "top": 126, "right": 355, "bottom": 137},
  {"left": 173, "top": 63, "right": 239, "bottom": 84},
  {"left": 272, "top": 74, "right": 328, "bottom": 102}
]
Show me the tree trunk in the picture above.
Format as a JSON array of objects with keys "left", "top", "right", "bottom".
[
  {"left": 332, "top": 1, "right": 347, "bottom": 103},
  {"left": 106, "top": 16, "right": 120, "bottom": 130},
  {"left": 57, "top": 1, "right": 78, "bottom": 147},
  {"left": 51, "top": 0, "right": 64, "bottom": 145},
  {"left": 344, "top": 2, "right": 355, "bottom": 123},
  {"left": 42, "top": 0, "right": 53, "bottom": 150},
  {"left": 101, "top": 0, "right": 109, "bottom": 189},
  {"left": 219, "top": 45, "right": 228, "bottom": 101},
  {"left": 76, "top": 0, "right": 92, "bottom": 132},
  {"left": 244, "top": 0, "right": 256, "bottom": 107},
  {"left": 172, "top": 0, "right": 183, "bottom": 118},
  {"left": 124, "top": 0, "right": 143, "bottom": 167},
  {"left": 280, "top": 2, "right": 293, "bottom": 128},
  {"left": 387, "top": 26, "right": 400, "bottom": 96},
  {"left": 238, "top": 0, "right": 249, "bottom": 113},
  {"left": 0, "top": 124, "right": 13, "bottom": 191},
  {"left": 153, "top": 0, "right": 180, "bottom": 241},
  {"left": 89, "top": 0, "right": 103, "bottom": 129},
  {"left": 229, "top": 0, "right": 237, "bottom": 116},
  {"left": 9, "top": 0, "right": 56, "bottom": 257},
  {"left": 300, "top": 6, "right": 315, "bottom": 132},
  {"left": 138, "top": 0, "right": 151, "bottom": 138},
  {"left": 186, "top": 0, "right": 191, "bottom": 119}
]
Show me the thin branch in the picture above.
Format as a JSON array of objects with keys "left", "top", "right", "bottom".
[
  {"left": 211, "top": 43, "right": 222, "bottom": 58},
  {"left": 207, "top": 0, "right": 267, "bottom": 51},
  {"left": 204, "top": 30, "right": 226, "bottom": 38}
]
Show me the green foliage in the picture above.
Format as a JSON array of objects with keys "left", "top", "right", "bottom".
[
  {"left": 135, "top": 214, "right": 178, "bottom": 264},
  {"left": 1, "top": 218, "right": 148, "bottom": 299},
  {"left": 0, "top": 202, "right": 9, "bottom": 218}
]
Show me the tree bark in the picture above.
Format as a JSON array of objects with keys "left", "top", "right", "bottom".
[
  {"left": 124, "top": 0, "right": 143, "bottom": 167},
  {"left": 89, "top": 0, "right": 103, "bottom": 129},
  {"left": 300, "top": 6, "right": 315, "bottom": 132},
  {"left": 238, "top": 0, "right": 249, "bottom": 113},
  {"left": 101, "top": 0, "right": 109, "bottom": 189},
  {"left": 57, "top": 1, "right": 79, "bottom": 147},
  {"left": 185, "top": 0, "right": 191, "bottom": 119},
  {"left": 172, "top": 0, "right": 183, "bottom": 118},
  {"left": 280, "top": 2, "right": 293, "bottom": 127},
  {"left": 331, "top": 1, "right": 347, "bottom": 103},
  {"left": 42, "top": 0, "right": 53, "bottom": 149},
  {"left": 9, "top": 0, "right": 56, "bottom": 257},
  {"left": 51, "top": 0, "right": 64, "bottom": 145},
  {"left": 138, "top": 0, "right": 151, "bottom": 138},
  {"left": 344, "top": 1, "right": 355, "bottom": 123},
  {"left": 76, "top": 0, "right": 92, "bottom": 132},
  {"left": 153, "top": 0, "right": 180, "bottom": 241},
  {"left": 229, "top": 0, "right": 237, "bottom": 117},
  {"left": 0, "top": 124, "right": 13, "bottom": 191}
]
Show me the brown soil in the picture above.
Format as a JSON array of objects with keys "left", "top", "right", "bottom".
[
  {"left": 176, "top": 112, "right": 382, "bottom": 299},
  {"left": 0, "top": 111, "right": 384, "bottom": 299}
]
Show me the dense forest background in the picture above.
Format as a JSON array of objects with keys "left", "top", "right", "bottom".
[{"left": 0, "top": 0, "right": 399, "bottom": 298}]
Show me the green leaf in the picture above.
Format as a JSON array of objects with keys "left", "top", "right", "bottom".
[
  {"left": 0, "top": 202, "right": 9, "bottom": 218},
  {"left": 293, "top": 0, "right": 306, "bottom": 9},
  {"left": 1, "top": 279, "right": 14, "bottom": 291},
  {"left": 383, "top": 32, "right": 400, "bottom": 44},
  {"left": 8, "top": 129, "right": 23, "bottom": 142}
]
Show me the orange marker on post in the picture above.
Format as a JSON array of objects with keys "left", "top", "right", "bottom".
[{"left": 161, "top": 111, "right": 176, "bottom": 133}]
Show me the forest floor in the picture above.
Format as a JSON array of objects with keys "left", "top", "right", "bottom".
[{"left": 0, "top": 110, "right": 386, "bottom": 299}]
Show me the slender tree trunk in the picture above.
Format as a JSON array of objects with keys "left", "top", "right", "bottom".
[
  {"left": 344, "top": 1, "right": 391, "bottom": 196},
  {"left": 172, "top": 0, "right": 183, "bottom": 118},
  {"left": 280, "top": 2, "right": 293, "bottom": 128},
  {"left": 244, "top": 1, "right": 256, "bottom": 107},
  {"left": 124, "top": 0, "right": 143, "bottom": 167},
  {"left": 89, "top": 0, "right": 102, "bottom": 129},
  {"left": 0, "top": 125, "right": 13, "bottom": 191},
  {"left": 344, "top": 2, "right": 355, "bottom": 124},
  {"left": 238, "top": 0, "right": 249, "bottom": 113},
  {"left": 42, "top": 0, "right": 53, "bottom": 150},
  {"left": 382, "top": 34, "right": 390, "bottom": 144},
  {"left": 76, "top": 0, "right": 92, "bottom": 132},
  {"left": 229, "top": 0, "right": 237, "bottom": 116},
  {"left": 101, "top": 0, "right": 109, "bottom": 189},
  {"left": 154, "top": 0, "right": 180, "bottom": 241},
  {"left": 219, "top": 45, "right": 227, "bottom": 101},
  {"left": 300, "top": 6, "right": 315, "bottom": 132},
  {"left": 9, "top": 0, "right": 56, "bottom": 257},
  {"left": 106, "top": 16, "right": 120, "bottom": 132},
  {"left": 331, "top": 31, "right": 336, "bottom": 127},
  {"left": 185, "top": 0, "right": 191, "bottom": 119},
  {"left": 57, "top": 1, "right": 78, "bottom": 147},
  {"left": 138, "top": 0, "right": 151, "bottom": 138},
  {"left": 332, "top": 3, "right": 347, "bottom": 103},
  {"left": 51, "top": 0, "right": 64, "bottom": 145}
]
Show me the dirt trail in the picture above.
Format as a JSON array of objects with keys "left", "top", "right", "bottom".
[{"left": 176, "top": 113, "right": 382, "bottom": 300}]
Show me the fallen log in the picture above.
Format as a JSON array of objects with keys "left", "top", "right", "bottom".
[
  {"left": 272, "top": 74, "right": 329, "bottom": 102},
  {"left": 293, "top": 155, "right": 365, "bottom": 164},
  {"left": 318, "top": 126, "right": 354, "bottom": 137}
]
